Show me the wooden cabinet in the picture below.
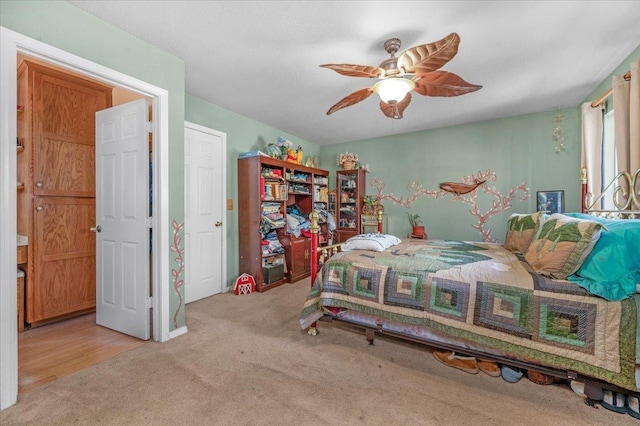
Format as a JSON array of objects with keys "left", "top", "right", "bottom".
[
  {"left": 32, "top": 197, "right": 97, "bottom": 321},
  {"left": 238, "top": 156, "right": 287, "bottom": 292},
  {"left": 238, "top": 155, "right": 328, "bottom": 291},
  {"left": 17, "top": 60, "right": 112, "bottom": 326},
  {"left": 336, "top": 169, "right": 366, "bottom": 243},
  {"left": 287, "top": 235, "right": 311, "bottom": 283}
]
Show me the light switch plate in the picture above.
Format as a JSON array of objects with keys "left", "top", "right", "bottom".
[{"left": 227, "top": 199, "right": 233, "bottom": 210}]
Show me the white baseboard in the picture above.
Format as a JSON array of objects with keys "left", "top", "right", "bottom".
[{"left": 167, "top": 326, "right": 188, "bottom": 340}]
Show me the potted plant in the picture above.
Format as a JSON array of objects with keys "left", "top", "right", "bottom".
[{"left": 406, "top": 212, "right": 425, "bottom": 237}]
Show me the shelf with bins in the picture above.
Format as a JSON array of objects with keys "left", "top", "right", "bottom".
[
  {"left": 284, "top": 168, "right": 314, "bottom": 259},
  {"left": 286, "top": 170, "right": 312, "bottom": 195},
  {"left": 260, "top": 164, "right": 288, "bottom": 287},
  {"left": 238, "top": 155, "right": 329, "bottom": 291},
  {"left": 261, "top": 166, "right": 287, "bottom": 202}
]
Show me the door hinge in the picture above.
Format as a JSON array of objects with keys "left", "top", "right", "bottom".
[
  {"left": 145, "top": 121, "right": 153, "bottom": 133},
  {"left": 145, "top": 297, "right": 153, "bottom": 308},
  {"left": 146, "top": 217, "right": 153, "bottom": 228}
]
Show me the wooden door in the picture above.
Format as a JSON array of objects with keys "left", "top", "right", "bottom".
[
  {"left": 31, "top": 63, "right": 110, "bottom": 197},
  {"left": 29, "top": 197, "right": 96, "bottom": 323},
  {"left": 22, "top": 61, "right": 111, "bottom": 325}
]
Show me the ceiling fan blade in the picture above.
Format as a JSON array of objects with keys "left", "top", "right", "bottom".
[
  {"left": 320, "top": 64, "right": 383, "bottom": 78},
  {"left": 397, "top": 32, "right": 460, "bottom": 75},
  {"left": 326, "top": 87, "right": 374, "bottom": 115},
  {"left": 379, "top": 93, "right": 412, "bottom": 119},
  {"left": 413, "top": 71, "right": 482, "bottom": 97}
]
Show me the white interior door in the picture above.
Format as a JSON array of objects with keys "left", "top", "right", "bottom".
[
  {"left": 95, "top": 98, "right": 150, "bottom": 339},
  {"left": 184, "top": 123, "right": 225, "bottom": 303}
]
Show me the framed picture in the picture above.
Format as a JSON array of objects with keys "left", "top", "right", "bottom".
[{"left": 537, "top": 190, "right": 564, "bottom": 214}]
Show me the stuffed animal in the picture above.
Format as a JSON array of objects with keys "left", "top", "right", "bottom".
[
  {"left": 287, "top": 147, "right": 298, "bottom": 162},
  {"left": 296, "top": 145, "right": 304, "bottom": 164}
]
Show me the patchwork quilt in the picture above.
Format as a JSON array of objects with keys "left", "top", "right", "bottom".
[{"left": 300, "top": 240, "right": 637, "bottom": 390}]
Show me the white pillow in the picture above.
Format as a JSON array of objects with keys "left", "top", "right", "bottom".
[{"left": 342, "top": 233, "right": 401, "bottom": 252}]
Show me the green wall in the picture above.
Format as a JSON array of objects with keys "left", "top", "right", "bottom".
[
  {"left": 319, "top": 108, "right": 580, "bottom": 242},
  {"left": 184, "top": 94, "right": 320, "bottom": 289},
  {"left": 1, "top": 0, "right": 187, "bottom": 330}
]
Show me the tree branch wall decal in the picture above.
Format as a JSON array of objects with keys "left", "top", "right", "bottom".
[
  {"left": 370, "top": 170, "right": 529, "bottom": 242},
  {"left": 170, "top": 219, "right": 185, "bottom": 329}
]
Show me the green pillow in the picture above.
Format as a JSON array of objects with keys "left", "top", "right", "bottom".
[
  {"left": 504, "top": 211, "right": 544, "bottom": 254},
  {"left": 565, "top": 213, "right": 640, "bottom": 301},
  {"left": 524, "top": 213, "right": 604, "bottom": 279}
]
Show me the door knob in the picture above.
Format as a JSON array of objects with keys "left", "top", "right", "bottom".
[
  {"left": 35, "top": 182, "right": 43, "bottom": 188},
  {"left": 215, "top": 221, "right": 222, "bottom": 227},
  {"left": 90, "top": 225, "right": 102, "bottom": 233}
]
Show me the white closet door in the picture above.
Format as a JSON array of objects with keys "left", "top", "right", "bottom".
[
  {"left": 184, "top": 124, "right": 225, "bottom": 303},
  {"left": 95, "top": 98, "right": 150, "bottom": 340}
]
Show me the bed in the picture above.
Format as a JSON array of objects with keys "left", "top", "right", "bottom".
[{"left": 300, "top": 169, "right": 640, "bottom": 404}]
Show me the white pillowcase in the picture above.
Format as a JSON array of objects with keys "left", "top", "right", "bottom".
[{"left": 342, "top": 233, "right": 401, "bottom": 252}]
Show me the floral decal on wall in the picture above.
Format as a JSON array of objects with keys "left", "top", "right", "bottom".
[
  {"left": 170, "top": 219, "right": 185, "bottom": 329},
  {"left": 371, "top": 170, "right": 529, "bottom": 242}
]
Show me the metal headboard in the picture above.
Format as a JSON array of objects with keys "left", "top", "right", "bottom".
[{"left": 583, "top": 168, "right": 640, "bottom": 219}]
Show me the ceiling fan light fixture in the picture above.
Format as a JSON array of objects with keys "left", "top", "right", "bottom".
[{"left": 373, "top": 77, "right": 415, "bottom": 104}]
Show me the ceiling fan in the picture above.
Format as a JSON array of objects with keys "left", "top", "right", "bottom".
[{"left": 320, "top": 32, "right": 482, "bottom": 119}]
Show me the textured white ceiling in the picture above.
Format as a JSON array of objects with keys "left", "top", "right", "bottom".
[{"left": 70, "top": 1, "right": 640, "bottom": 145}]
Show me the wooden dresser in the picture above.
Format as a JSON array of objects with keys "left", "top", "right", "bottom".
[{"left": 17, "top": 60, "right": 112, "bottom": 327}]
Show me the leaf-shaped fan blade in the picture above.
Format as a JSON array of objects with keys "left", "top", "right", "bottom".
[
  {"left": 326, "top": 87, "right": 374, "bottom": 115},
  {"left": 379, "top": 93, "right": 412, "bottom": 119},
  {"left": 413, "top": 71, "right": 482, "bottom": 97},
  {"left": 320, "top": 64, "right": 383, "bottom": 78},
  {"left": 397, "top": 32, "right": 460, "bottom": 75}
]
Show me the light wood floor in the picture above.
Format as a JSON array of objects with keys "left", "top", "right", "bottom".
[{"left": 18, "top": 313, "right": 145, "bottom": 393}]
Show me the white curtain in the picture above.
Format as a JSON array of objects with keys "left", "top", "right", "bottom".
[
  {"left": 613, "top": 58, "right": 640, "bottom": 175},
  {"left": 581, "top": 102, "right": 604, "bottom": 205}
]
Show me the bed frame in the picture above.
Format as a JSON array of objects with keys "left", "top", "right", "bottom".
[
  {"left": 306, "top": 169, "right": 640, "bottom": 405},
  {"left": 580, "top": 167, "right": 640, "bottom": 217}
]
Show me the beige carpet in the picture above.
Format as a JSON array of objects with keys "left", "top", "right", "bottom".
[{"left": 1, "top": 278, "right": 636, "bottom": 425}]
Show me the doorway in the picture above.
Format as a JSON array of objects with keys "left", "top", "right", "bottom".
[
  {"left": 1, "top": 26, "right": 171, "bottom": 410},
  {"left": 15, "top": 54, "right": 152, "bottom": 391}
]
